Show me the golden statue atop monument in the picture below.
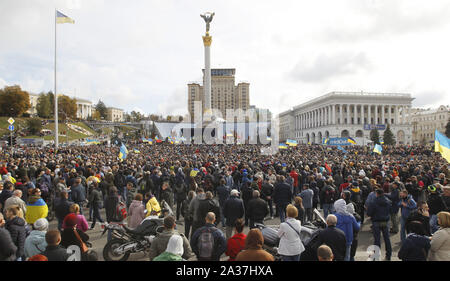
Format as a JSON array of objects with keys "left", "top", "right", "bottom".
[{"left": 200, "top": 12, "right": 215, "bottom": 35}]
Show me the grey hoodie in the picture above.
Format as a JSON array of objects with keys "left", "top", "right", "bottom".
[{"left": 24, "top": 230, "right": 47, "bottom": 258}]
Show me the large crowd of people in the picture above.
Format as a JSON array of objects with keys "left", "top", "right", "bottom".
[{"left": 0, "top": 141, "right": 449, "bottom": 261}]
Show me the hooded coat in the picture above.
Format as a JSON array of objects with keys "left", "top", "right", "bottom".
[
  {"left": 334, "top": 199, "right": 360, "bottom": 246},
  {"left": 153, "top": 234, "right": 184, "bottom": 261},
  {"left": 24, "top": 230, "right": 47, "bottom": 258},
  {"left": 128, "top": 200, "right": 146, "bottom": 228}
]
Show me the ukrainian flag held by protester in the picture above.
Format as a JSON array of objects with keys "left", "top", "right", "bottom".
[
  {"left": 279, "top": 143, "right": 288, "bottom": 149},
  {"left": 56, "top": 11, "right": 75, "bottom": 24},
  {"left": 286, "top": 139, "right": 298, "bottom": 147},
  {"left": 435, "top": 130, "right": 450, "bottom": 162},
  {"left": 118, "top": 144, "right": 128, "bottom": 162},
  {"left": 373, "top": 144, "right": 383, "bottom": 155},
  {"left": 347, "top": 137, "right": 356, "bottom": 144}
]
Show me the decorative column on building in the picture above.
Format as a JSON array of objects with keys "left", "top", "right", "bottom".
[
  {"left": 381, "top": 105, "right": 385, "bottom": 125},
  {"left": 354, "top": 104, "right": 358, "bottom": 124},
  {"left": 388, "top": 105, "right": 392, "bottom": 125},
  {"left": 361, "top": 104, "right": 365, "bottom": 125},
  {"left": 339, "top": 104, "right": 343, "bottom": 125},
  {"left": 201, "top": 12, "right": 214, "bottom": 115},
  {"left": 368, "top": 105, "right": 371, "bottom": 124},
  {"left": 374, "top": 105, "right": 378, "bottom": 125},
  {"left": 346, "top": 104, "right": 350, "bottom": 125}
]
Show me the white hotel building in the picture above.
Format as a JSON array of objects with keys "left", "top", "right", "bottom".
[{"left": 278, "top": 91, "right": 414, "bottom": 145}]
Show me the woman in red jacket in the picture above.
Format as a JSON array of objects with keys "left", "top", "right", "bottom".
[{"left": 225, "top": 218, "right": 246, "bottom": 261}]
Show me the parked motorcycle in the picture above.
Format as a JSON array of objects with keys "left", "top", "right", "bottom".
[
  {"left": 255, "top": 209, "right": 327, "bottom": 261},
  {"left": 102, "top": 200, "right": 173, "bottom": 261}
]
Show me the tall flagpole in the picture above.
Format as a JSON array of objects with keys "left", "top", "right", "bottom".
[{"left": 54, "top": 9, "right": 59, "bottom": 150}]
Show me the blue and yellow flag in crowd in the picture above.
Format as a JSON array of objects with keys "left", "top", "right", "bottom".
[
  {"left": 133, "top": 148, "right": 140, "bottom": 154},
  {"left": 373, "top": 144, "right": 383, "bottom": 155},
  {"left": 323, "top": 138, "right": 330, "bottom": 145},
  {"left": 118, "top": 144, "right": 128, "bottom": 162},
  {"left": 337, "top": 145, "right": 348, "bottom": 153},
  {"left": 56, "top": 11, "right": 75, "bottom": 24},
  {"left": 347, "top": 137, "right": 356, "bottom": 145},
  {"left": 286, "top": 139, "right": 298, "bottom": 147},
  {"left": 86, "top": 139, "right": 100, "bottom": 145},
  {"left": 435, "top": 130, "right": 450, "bottom": 162},
  {"left": 279, "top": 143, "right": 288, "bottom": 149}
]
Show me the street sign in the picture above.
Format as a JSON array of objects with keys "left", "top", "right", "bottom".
[
  {"left": 8, "top": 125, "right": 14, "bottom": 131},
  {"left": 7, "top": 118, "right": 15, "bottom": 125}
]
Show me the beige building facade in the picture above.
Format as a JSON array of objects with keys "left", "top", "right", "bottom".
[
  {"left": 188, "top": 68, "right": 250, "bottom": 120},
  {"left": 106, "top": 107, "right": 124, "bottom": 122},
  {"left": 411, "top": 105, "right": 449, "bottom": 144}
]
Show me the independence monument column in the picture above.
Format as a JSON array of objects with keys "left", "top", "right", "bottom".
[{"left": 201, "top": 12, "right": 214, "bottom": 116}]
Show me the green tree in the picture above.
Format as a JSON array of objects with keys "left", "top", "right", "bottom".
[
  {"left": 370, "top": 128, "right": 380, "bottom": 144},
  {"left": 130, "top": 111, "right": 143, "bottom": 122},
  {"left": 0, "top": 85, "right": 31, "bottom": 117},
  {"left": 95, "top": 100, "right": 108, "bottom": 119},
  {"left": 36, "top": 92, "right": 52, "bottom": 118},
  {"left": 383, "top": 124, "right": 396, "bottom": 145},
  {"left": 149, "top": 114, "right": 159, "bottom": 121},
  {"left": 58, "top": 95, "right": 77, "bottom": 120},
  {"left": 446, "top": 118, "right": 450, "bottom": 138},
  {"left": 27, "top": 118, "right": 42, "bottom": 135}
]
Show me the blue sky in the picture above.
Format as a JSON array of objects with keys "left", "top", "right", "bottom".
[{"left": 1, "top": 0, "right": 449, "bottom": 117}]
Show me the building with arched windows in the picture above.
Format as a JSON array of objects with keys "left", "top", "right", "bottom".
[
  {"left": 278, "top": 91, "right": 414, "bottom": 145},
  {"left": 410, "top": 105, "right": 449, "bottom": 144}
]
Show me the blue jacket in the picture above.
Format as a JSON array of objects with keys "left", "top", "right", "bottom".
[
  {"left": 367, "top": 195, "right": 392, "bottom": 222},
  {"left": 70, "top": 184, "right": 86, "bottom": 204},
  {"left": 399, "top": 195, "right": 417, "bottom": 219},
  {"left": 335, "top": 213, "right": 360, "bottom": 246},
  {"left": 398, "top": 234, "right": 430, "bottom": 261},
  {"left": 24, "top": 230, "right": 47, "bottom": 258}
]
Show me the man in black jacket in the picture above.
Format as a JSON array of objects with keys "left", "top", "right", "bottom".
[
  {"left": 273, "top": 176, "right": 292, "bottom": 223},
  {"left": 367, "top": 189, "right": 392, "bottom": 261},
  {"left": 261, "top": 179, "right": 274, "bottom": 219},
  {"left": 247, "top": 190, "right": 268, "bottom": 228},
  {"left": 42, "top": 230, "right": 70, "bottom": 261},
  {"left": 197, "top": 191, "right": 220, "bottom": 229},
  {"left": 315, "top": 214, "right": 347, "bottom": 261},
  {"left": 223, "top": 189, "right": 245, "bottom": 240},
  {"left": 55, "top": 191, "right": 73, "bottom": 231}
]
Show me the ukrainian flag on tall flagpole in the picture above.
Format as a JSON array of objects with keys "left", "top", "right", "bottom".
[
  {"left": 435, "top": 130, "right": 450, "bottom": 162},
  {"left": 118, "top": 143, "right": 128, "bottom": 162},
  {"left": 56, "top": 11, "right": 75, "bottom": 24},
  {"left": 373, "top": 144, "right": 383, "bottom": 155}
]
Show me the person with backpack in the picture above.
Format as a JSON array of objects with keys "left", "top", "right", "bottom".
[
  {"left": 104, "top": 186, "right": 125, "bottom": 242},
  {"left": 277, "top": 204, "right": 305, "bottom": 261},
  {"left": 149, "top": 216, "right": 192, "bottom": 261},
  {"left": 190, "top": 212, "right": 227, "bottom": 261}
]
